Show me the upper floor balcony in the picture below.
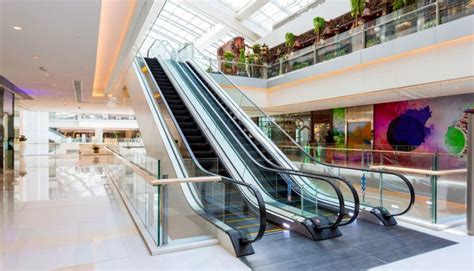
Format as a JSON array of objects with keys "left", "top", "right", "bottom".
[{"left": 206, "top": 0, "right": 473, "bottom": 80}]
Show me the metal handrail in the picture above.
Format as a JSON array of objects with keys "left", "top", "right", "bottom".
[
  {"left": 184, "top": 43, "right": 415, "bottom": 217},
  {"left": 140, "top": 53, "right": 266, "bottom": 244}
]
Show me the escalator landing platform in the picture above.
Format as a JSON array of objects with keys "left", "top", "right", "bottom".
[{"left": 242, "top": 220, "right": 456, "bottom": 271}]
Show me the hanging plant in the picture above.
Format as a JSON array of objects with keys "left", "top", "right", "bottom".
[
  {"left": 313, "top": 16, "right": 326, "bottom": 44},
  {"left": 350, "top": 0, "right": 365, "bottom": 26}
]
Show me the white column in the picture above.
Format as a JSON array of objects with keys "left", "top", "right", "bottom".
[
  {"left": 19, "top": 111, "right": 49, "bottom": 156},
  {"left": 95, "top": 128, "right": 103, "bottom": 143}
]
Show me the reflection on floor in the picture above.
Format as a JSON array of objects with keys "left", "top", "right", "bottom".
[{"left": 0, "top": 154, "right": 249, "bottom": 270}]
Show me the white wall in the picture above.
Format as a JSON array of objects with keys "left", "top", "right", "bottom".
[
  {"left": 255, "top": 0, "right": 350, "bottom": 47},
  {"left": 20, "top": 111, "right": 49, "bottom": 155}
]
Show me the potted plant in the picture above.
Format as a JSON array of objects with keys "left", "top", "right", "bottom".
[
  {"left": 313, "top": 16, "right": 326, "bottom": 45},
  {"left": 252, "top": 43, "right": 261, "bottom": 56},
  {"left": 222, "top": 51, "right": 235, "bottom": 74},
  {"left": 92, "top": 144, "right": 100, "bottom": 154},
  {"left": 350, "top": 0, "right": 365, "bottom": 27},
  {"left": 285, "top": 32, "right": 296, "bottom": 55},
  {"left": 260, "top": 43, "right": 270, "bottom": 63},
  {"left": 19, "top": 135, "right": 27, "bottom": 157},
  {"left": 236, "top": 48, "right": 247, "bottom": 76}
]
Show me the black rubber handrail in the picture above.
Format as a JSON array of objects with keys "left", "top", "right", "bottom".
[
  {"left": 172, "top": 60, "right": 346, "bottom": 230},
  {"left": 141, "top": 57, "right": 267, "bottom": 244},
  {"left": 182, "top": 49, "right": 415, "bottom": 218},
  {"left": 185, "top": 60, "right": 360, "bottom": 226}
]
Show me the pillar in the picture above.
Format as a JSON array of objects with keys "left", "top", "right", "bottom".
[{"left": 466, "top": 109, "right": 474, "bottom": 235}]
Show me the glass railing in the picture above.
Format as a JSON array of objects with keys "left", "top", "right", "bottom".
[
  {"left": 50, "top": 112, "right": 136, "bottom": 120},
  {"left": 280, "top": 144, "right": 467, "bottom": 171},
  {"left": 279, "top": 144, "right": 467, "bottom": 225},
  {"left": 108, "top": 143, "right": 266, "bottom": 245},
  {"left": 193, "top": 0, "right": 474, "bottom": 79}
]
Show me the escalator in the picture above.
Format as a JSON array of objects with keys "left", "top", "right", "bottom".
[
  {"left": 144, "top": 56, "right": 350, "bottom": 241},
  {"left": 179, "top": 44, "right": 415, "bottom": 226},
  {"left": 133, "top": 55, "right": 269, "bottom": 257},
  {"left": 184, "top": 61, "right": 359, "bottom": 226},
  {"left": 144, "top": 58, "right": 279, "bottom": 247}
]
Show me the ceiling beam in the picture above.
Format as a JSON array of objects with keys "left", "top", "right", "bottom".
[
  {"left": 183, "top": 0, "right": 264, "bottom": 41},
  {"left": 236, "top": 0, "right": 269, "bottom": 21},
  {"left": 195, "top": 24, "right": 227, "bottom": 50}
]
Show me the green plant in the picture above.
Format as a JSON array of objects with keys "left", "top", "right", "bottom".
[
  {"left": 313, "top": 16, "right": 326, "bottom": 36},
  {"left": 393, "top": 0, "right": 415, "bottom": 10},
  {"left": 285, "top": 32, "right": 296, "bottom": 52},
  {"left": 223, "top": 51, "right": 235, "bottom": 68},
  {"left": 350, "top": 0, "right": 365, "bottom": 25},
  {"left": 237, "top": 48, "right": 246, "bottom": 72},
  {"left": 252, "top": 43, "right": 261, "bottom": 55},
  {"left": 366, "top": 36, "right": 381, "bottom": 47}
]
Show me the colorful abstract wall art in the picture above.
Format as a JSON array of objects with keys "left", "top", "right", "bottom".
[
  {"left": 374, "top": 93, "right": 474, "bottom": 155},
  {"left": 347, "top": 121, "right": 372, "bottom": 149},
  {"left": 332, "top": 108, "right": 346, "bottom": 147}
]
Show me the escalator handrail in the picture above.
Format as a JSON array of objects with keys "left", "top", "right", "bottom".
[
  {"left": 181, "top": 45, "right": 415, "bottom": 218},
  {"left": 185, "top": 61, "right": 360, "bottom": 226},
  {"left": 173, "top": 60, "right": 346, "bottom": 230},
  {"left": 142, "top": 57, "right": 266, "bottom": 244}
]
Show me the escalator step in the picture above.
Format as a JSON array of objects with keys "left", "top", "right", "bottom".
[{"left": 194, "top": 150, "right": 216, "bottom": 158}]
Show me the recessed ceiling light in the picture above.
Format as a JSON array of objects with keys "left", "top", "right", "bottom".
[
  {"left": 44, "top": 73, "right": 50, "bottom": 76},
  {"left": 33, "top": 56, "right": 39, "bottom": 59},
  {"left": 13, "top": 26, "right": 22, "bottom": 31}
]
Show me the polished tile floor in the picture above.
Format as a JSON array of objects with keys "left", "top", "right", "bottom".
[
  {"left": 1, "top": 154, "right": 473, "bottom": 270},
  {"left": 1, "top": 155, "right": 249, "bottom": 270}
]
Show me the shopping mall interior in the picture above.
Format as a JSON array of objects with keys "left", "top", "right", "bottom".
[{"left": 1, "top": 0, "right": 473, "bottom": 270}]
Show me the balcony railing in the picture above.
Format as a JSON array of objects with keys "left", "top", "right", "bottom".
[{"left": 205, "top": 0, "right": 474, "bottom": 79}]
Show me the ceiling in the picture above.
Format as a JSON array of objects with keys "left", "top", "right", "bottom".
[
  {"left": 143, "top": 0, "right": 329, "bottom": 60},
  {"left": 0, "top": 0, "right": 140, "bottom": 113}
]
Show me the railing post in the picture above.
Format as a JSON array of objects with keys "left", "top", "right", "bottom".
[
  {"left": 361, "top": 24, "right": 366, "bottom": 49},
  {"left": 430, "top": 152, "right": 439, "bottom": 224},
  {"left": 435, "top": 0, "right": 440, "bottom": 25},
  {"left": 466, "top": 109, "right": 474, "bottom": 235},
  {"left": 313, "top": 44, "right": 317, "bottom": 64},
  {"left": 279, "top": 59, "right": 283, "bottom": 76}
]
